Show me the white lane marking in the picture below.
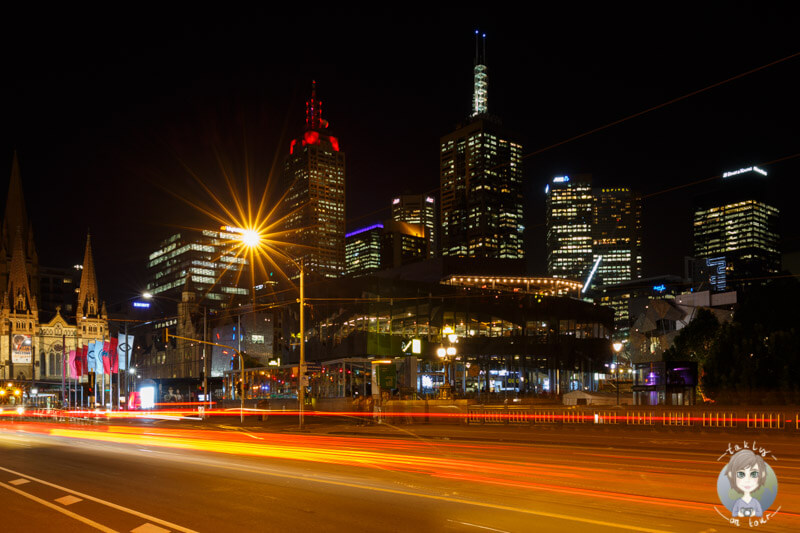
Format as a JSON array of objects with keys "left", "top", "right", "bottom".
[
  {"left": 244, "top": 433, "right": 264, "bottom": 440},
  {"left": 447, "top": 519, "right": 510, "bottom": 532},
  {"left": 0, "top": 466, "right": 197, "bottom": 533},
  {"left": 56, "top": 494, "right": 83, "bottom": 506},
  {"left": 131, "top": 524, "right": 171, "bottom": 533},
  {"left": 0, "top": 480, "right": 117, "bottom": 533},
  {"left": 200, "top": 461, "right": 674, "bottom": 533},
  {"left": 9, "top": 478, "right": 30, "bottom": 485}
]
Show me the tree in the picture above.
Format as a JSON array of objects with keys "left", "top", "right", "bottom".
[
  {"left": 663, "top": 307, "right": 719, "bottom": 367},
  {"left": 703, "top": 276, "right": 800, "bottom": 404}
]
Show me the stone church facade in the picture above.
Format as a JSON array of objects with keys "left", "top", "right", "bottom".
[{"left": 0, "top": 153, "right": 107, "bottom": 383}]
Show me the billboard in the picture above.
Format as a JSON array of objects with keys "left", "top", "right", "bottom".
[{"left": 12, "top": 334, "right": 32, "bottom": 364}]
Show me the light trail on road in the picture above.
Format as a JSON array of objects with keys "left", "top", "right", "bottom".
[{"left": 4, "top": 420, "right": 799, "bottom": 524}]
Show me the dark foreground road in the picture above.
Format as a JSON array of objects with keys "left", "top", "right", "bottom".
[{"left": 2, "top": 419, "right": 798, "bottom": 532}]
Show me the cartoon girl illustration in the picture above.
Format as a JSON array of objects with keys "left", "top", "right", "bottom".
[{"left": 724, "top": 449, "right": 766, "bottom": 517}]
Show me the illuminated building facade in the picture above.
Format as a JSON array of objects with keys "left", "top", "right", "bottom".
[
  {"left": 380, "top": 221, "right": 427, "bottom": 270},
  {"left": 546, "top": 175, "right": 593, "bottom": 282},
  {"left": 146, "top": 229, "right": 249, "bottom": 309},
  {"left": 1, "top": 154, "right": 106, "bottom": 384},
  {"left": 345, "top": 221, "right": 427, "bottom": 277},
  {"left": 439, "top": 33, "right": 524, "bottom": 260},
  {"left": 391, "top": 194, "right": 437, "bottom": 258},
  {"left": 282, "top": 81, "right": 346, "bottom": 279},
  {"left": 345, "top": 224, "right": 382, "bottom": 277},
  {"left": 693, "top": 166, "right": 779, "bottom": 290},
  {"left": 592, "top": 187, "right": 642, "bottom": 287}
]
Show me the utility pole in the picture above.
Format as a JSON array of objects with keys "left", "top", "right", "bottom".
[{"left": 299, "top": 259, "right": 305, "bottom": 430}]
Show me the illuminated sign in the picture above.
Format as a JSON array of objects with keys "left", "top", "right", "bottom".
[
  {"left": 412, "top": 339, "right": 421, "bottom": 354},
  {"left": 553, "top": 176, "right": 570, "bottom": 183},
  {"left": 707, "top": 256, "right": 727, "bottom": 292},
  {"left": 653, "top": 284, "right": 667, "bottom": 293},
  {"left": 544, "top": 184, "right": 550, "bottom": 194},
  {"left": 132, "top": 302, "right": 151, "bottom": 308},
  {"left": 139, "top": 386, "right": 155, "bottom": 410},
  {"left": 392, "top": 198, "right": 400, "bottom": 205},
  {"left": 723, "top": 166, "right": 767, "bottom": 178},
  {"left": 11, "top": 335, "right": 32, "bottom": 364},
  {"left": 425, "top": 196, "right": 435, "bottom": 204}
]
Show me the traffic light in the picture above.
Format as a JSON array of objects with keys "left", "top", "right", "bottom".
[{"left": 87, "top": 371, "right": 96, "bottom": 398}]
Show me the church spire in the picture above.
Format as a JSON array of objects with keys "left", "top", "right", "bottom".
[
  {"left": 3, "top": 152, "right": 36, "bottom": 260},
  {"left": 7, "top": 226, "right": 34, "bottom": 313},
  {"left": 471, "top": 31, "right": 488, "bottom": 118},
  {"left": 77, "top": 233, "right": 100, "bottom": 317}
]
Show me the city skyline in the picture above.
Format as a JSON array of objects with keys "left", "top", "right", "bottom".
[{"left": 2, "top": 7, "right": 798, "bottom": 301}]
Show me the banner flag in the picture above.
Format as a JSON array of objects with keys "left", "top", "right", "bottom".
[
  {"left": 117, "top": 334, "right": 133, "bottom": 371},
  {"left": 87, "top": 343, "right": 97, "bottom": 375},
  {"left": 102, "top": 341, "right": 112, "bottom": 374},
  {"left": 109, "top": 337, "right": 119, "bottom": 373},
  {"left": 97, "top": 341, "right": 111, "bottom": 374},
  {"left": 68, "top": 349, "right": 77, "bottom": 379},
  {"left": 94, "top": 341, "right": 103, "bottom": 375}
]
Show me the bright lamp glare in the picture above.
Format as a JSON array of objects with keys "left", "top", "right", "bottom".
[{"left": 240, "top": 229, "right": 261, "bottom": 248}]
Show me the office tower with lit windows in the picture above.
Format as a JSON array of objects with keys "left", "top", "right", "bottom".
[
  {"left": 146, "top": 229, "right": 250, "bottom": 309},
  {"left": 592, "top": 187, "right": 643, "bottom": 287},
  {"left": 546, "top": 175, "right": 594, "bottom": 282},
  {"left": 391, "top": 194, "right": 438, "bottom": 258},
  {"left": 345, "top": 224, "right": 382, "bottom": 277},
  {"left": 345, "top": 221, "right": 427, "bottom": 277},
  {"left": 439, "top": 33, "right": 524, "bottom": 260},
  {"left": 693, "top": 165, "right": 779, "bottom": 291},
  {"left": 282, "top": 81, "right": 346, "bottom": 278}
]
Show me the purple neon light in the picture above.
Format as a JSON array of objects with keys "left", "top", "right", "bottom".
[{"left": 346, "top": 223, "right": 384, "bottom": 238}]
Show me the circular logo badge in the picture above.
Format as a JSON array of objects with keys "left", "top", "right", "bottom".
[{"left": 717, "top": 449, "right": 778, "bottom": 519}]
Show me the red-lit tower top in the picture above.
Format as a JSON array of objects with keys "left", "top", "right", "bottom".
[
  {"left": 305, "top": 80, "right": 329, "bottom": 132},
  {"left": 290, "top": 81, "right": 340, "bottom": 154}
]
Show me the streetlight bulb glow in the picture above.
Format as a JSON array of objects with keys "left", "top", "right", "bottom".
[
  {"left": 240, "top": 229, "right": 261, "bottom": 248},
  {"left": 613, "top": 342, "right": 623, "bottom": 352},
  {"left": 437, "top": 348, "right": 447, "bottom": 358}
]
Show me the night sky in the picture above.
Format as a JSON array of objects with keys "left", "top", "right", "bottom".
[{"left": 3, "top": 6, "right": 799, "bottom": 302}]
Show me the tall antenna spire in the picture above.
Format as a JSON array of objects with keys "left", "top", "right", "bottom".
[
  {"left": 305, "top": 80, "right": 324, "bottom": 131},
  {"left": 471, "top": 31, "right": 488, "bottom": 117}
]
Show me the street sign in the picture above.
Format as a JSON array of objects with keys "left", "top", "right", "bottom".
[{"left": 376, "top": 364, "right": 397, "bottom": 390}]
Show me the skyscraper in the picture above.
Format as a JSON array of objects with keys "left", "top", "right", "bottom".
[
  {"left": 345, "top": 221, "right": 427, "bottom": 277},
  {"left": 146, "top": 228, "right": 250, "bottom": 309},
  {"left": 345, "top": 224, "right": 382, "bottom": 277},
  {"left": 592, "top": 187, "right": 643, "bottom": 287},
  {"left": 439, "top": 33, "right": 524, "bottom": 260},
  {"left": 391, "top": 194, "right": 437, "bottom": 257},
  {"left": 546, "top": 175, "right": 593, "bottom": 282},
  {"left": 693, "top": 165, "right": 779, "bottom": 290},
  {"left": 282, "top": 81, "right": 346, "bottom": 279}
]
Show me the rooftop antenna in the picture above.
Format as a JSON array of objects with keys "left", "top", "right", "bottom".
[{"left": 471, "top": 31, "right": 488, "bottom": 117}]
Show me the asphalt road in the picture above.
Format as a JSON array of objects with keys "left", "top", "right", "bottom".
[{"left": 1, "top": 419, "right": 798, "bottom": 532}]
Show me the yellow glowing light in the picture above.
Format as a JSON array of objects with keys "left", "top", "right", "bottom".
[{"left": 241, "top": 229, "right": 261, "bottom": 248}]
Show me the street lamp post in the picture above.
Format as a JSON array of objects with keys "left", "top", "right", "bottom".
[
  {"left": 298, "top": 259, "right": 306, "bottom": 430},
  {"left": 437, "top": 327, "right": 458, "bottom": 400},
  {"left": 613, "top": 341, "right": 623, "bottom": 406}
]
